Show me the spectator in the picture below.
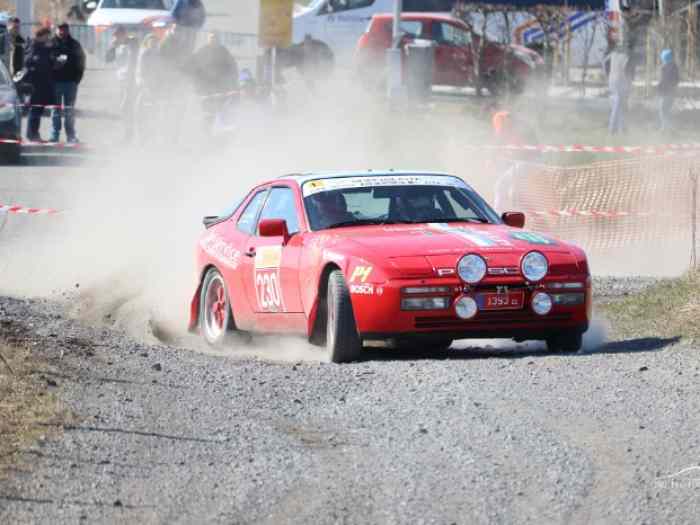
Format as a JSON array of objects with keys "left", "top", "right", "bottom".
[
  {"left": 24, "top": 27, "right": 58, "bottom": 142},
  {"left": 172, "top": 0, "right": 206, "bottom": 29},
  {"left": 172, "top": 0, "right": 206, "bottom": 54},
  {"left": 3, "top": 17, "right": 26, "bottom": 77},
  {"left": 51, "top": 23, "right": 86, "bottom": 143},
  {"left": 608, "top": 48, "right": 631, "bottom": 135},
  {"left": 188, "top": 32, "right": 239, "bottom": 131},
  {"left": 105, "top": 26, "right": 139, "bottom": 142},
  {"left": 657, "top": 49, "right": 680, "bottom": 132}
]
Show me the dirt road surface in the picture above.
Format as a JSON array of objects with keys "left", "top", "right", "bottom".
[{"left": 2, "top": 33, "right": 700, "bottom": 524}]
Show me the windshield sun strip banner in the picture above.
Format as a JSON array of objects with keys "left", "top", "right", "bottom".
[{"left": 301, "top": 175, "right": 471, "bottom": 197}]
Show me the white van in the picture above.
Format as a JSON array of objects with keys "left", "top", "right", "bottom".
[
  {"left": 291, "top": 0, "right": 616, "bottom": 68},
  {"left": 292, "top": 1, "right": 456, "bottom": 64}
]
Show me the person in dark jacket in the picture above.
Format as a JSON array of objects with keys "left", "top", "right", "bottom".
[
  {"left": 50, "top": 22, "right": 86, "bottom": 143},
  {"left": 657, "top": 48, "right": 680, "bottom": 132},
  {"left": 24, "top": 27, "right": 58, "bottom": 142},
  {"left": 188, "top": 32, "right": 239, "bottom": 131},
  {"left": 5, "top": 17, "right": 26, "bottom": 77}
]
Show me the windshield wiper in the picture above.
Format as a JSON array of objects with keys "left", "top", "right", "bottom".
[
  {"left": 441, "top": 217, "right": 491, "bottom": 224},
  {"left": 325, "top": 219, "right": 392, "bottom": 229}
]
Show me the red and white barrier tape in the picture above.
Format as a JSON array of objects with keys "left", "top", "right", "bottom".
[
  {"left": 0, "top": 204, "right": 59, "bottom": 215},
  {"left": 480, "top": 143, "right": 700, "bottom": 154},
  {"left": 531, "top": 209, "right": 653, "bottom": 218}
]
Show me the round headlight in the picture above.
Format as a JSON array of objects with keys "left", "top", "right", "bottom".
[
  {"left": 521, "top": 251, "right": 548, "bottom": 282},
  {"left": 531, "top": 292, "right": 553, "bottom": 316},
  {"left": 457, "top": 254, "right": 487, "bottom": 284},
  {"left": 455, "top": 295, "right": 478, "bottom": 319}
]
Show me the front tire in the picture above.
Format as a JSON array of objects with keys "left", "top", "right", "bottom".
[
  {"left": 199, "top": 268, "right": 235, "bottom": 347},
  {"left": 546, "top": 332, "right": 583, "bottom": 353},
  {"left": 326, "top": 270, "right": 362, "bottom": 363}
]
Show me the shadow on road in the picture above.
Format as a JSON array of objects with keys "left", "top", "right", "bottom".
[
  {"left": 18, "top": 154, "right": 88, "bottom": 168},
  {"left": 362, "top": 336, "right": 681, "bottom": 362}
]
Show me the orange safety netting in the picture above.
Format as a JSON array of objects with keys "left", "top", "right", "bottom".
[{"left": 495, "top": 153, "right": 700, "bottom": 254}]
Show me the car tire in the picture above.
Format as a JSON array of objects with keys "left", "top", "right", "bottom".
[
  {"left": 199, "top": 268, "right": 237, "bottom": 347},
  {"left": 326, "top": 270, "right": 362, "bottom": 363},
  {"left": 546, "top": 332, "right": 583, "bottom": 353}
]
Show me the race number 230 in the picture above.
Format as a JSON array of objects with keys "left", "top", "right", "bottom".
[{"left": 256, "top": 269, "right": 283, "bottom": 311}]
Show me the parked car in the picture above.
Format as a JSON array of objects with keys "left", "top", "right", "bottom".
[
  {"left": 355, "top": 13, "right": 544, "bottom": 93},
  {"left": 0, "top": 59, "right": 20, "bottom": 164},
  {"left": 292, "top": 0, "right": 460, "bottom": 66},
  {"left": 189, "top": 170, "right": 590, "bottom": 363}
]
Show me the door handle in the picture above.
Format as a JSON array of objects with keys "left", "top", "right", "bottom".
[{"left": 245, "top": 247, "right": 256, "bottom": 258}]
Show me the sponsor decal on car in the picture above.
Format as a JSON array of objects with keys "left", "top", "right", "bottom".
[
  {"left": 302, "top": 175, "right": 470, "bottom": 197},
  {"left": 350, "top": 265, "right": 373, "bottom": 283},
  {"left": 254, "top": 246, "right": 285, "bottom": 312},
  {"left": 510, "top": 231, "right": 557, "bottom": 245},
  {"left": 200, "top": 231, "right": 242, "bottom": 270},
  {"left": 427, "top": 224, "right": 513, "bottom": 248},
  {"left": 350, "top": 283, "right": 374, "bottom": 295},
  {"left": 255, "top": 245, "right": 283, "bottom": 269}
]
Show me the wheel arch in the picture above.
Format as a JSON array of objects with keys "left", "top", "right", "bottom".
[
  {"left": 308, "top": 262, "right": 342, "bottom": 344},
  {"left": 188, "top": 263, "right": 218, "bottom": 333}
]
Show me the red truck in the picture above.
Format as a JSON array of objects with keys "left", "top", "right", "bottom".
[{"left": 355, "top": 13, "right": 544, "bottom": 94}]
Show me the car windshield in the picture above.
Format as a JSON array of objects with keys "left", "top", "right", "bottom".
[
  {"left": 100, "top": 0, "right": 171, "bottom": 9},
  {"left": 303, "top": 176, "right": 500, "bottom": 231}
]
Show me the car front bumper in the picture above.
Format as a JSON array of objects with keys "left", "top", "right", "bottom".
[{"left": 351, "top": 277, "right": 591, "bottom": 342}]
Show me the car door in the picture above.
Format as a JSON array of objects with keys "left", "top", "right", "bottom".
[
  {"left": 318, "top": 0, "right": 380, "bottom": 60},
  {"left": 430, "top": 20, "right": 472, "bottom": 86},
  {"left": 240, "top": 186, "right": 305, "bottom": 316},
  {"left": 217, "top": 188, "right": 269, "bottom": 329}
]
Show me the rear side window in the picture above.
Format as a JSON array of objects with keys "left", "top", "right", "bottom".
[
  {"left": 237, "top": 190, "right": 267, "bottom": 235},
  {"left": 258, "top": 187, "right": 300, "bottom": 235}
]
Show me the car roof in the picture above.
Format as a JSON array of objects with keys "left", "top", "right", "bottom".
[
  {"left": 372, "top": 12, "right": 461, "bottom": 24},
  {"left": 276, "top": 170, "right": 461, "bottom": 186}
]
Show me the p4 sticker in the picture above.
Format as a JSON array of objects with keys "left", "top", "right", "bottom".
[{"left": 350, "top": 265, "right": 373, "bottom": 283}]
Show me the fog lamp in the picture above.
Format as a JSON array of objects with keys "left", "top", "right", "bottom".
[
  {"left": 531, "top": 292, "right": 553, "bottom": 316},
  {"left": 455, "top": 295, "right": 478, "bottom": 319}
]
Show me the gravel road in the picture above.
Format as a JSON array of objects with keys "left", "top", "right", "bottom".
[{"left": 1, "top": 287, "right": 699, "bottom": 524}]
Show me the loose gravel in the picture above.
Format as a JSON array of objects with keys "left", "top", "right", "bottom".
[{"left": 1, "top": 280, "right": 699, "bottom": 524}]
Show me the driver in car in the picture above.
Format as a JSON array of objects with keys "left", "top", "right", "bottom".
[
  {"left": 313, "top": 191, "right": 354, "bottom": 229},
  {"left": 395, "top": 189, "right": 443, "bottom": 222}
]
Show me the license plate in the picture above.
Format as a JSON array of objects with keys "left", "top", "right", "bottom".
[{"left": 477, "top": 292, "right": 525, "bottom": 310}]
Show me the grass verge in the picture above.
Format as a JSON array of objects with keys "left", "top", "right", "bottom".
[
  {"left": 601, "top": 271, "right": 700, "bottom": 341},
  {"left": 0, "top": 343, "right": 70, "bottom": 480}
]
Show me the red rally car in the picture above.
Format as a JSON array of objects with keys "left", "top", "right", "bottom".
[{"left": 190, "top": 171, "right": 591, "bottom": 363}]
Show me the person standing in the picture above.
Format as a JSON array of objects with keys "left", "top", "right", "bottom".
[
  {"left": 3, "top": 17, "right": 26, "bottom": 77},
  {"left": 608, "top": 48, "right": 631, "bottom": 135},
  {"left": 50, "top": 23, "right": 86, "bottom": 143},
  {"left": 105, "top": 26, "right": 139, "bottom": 142},
  {"left": 657, "top": 49, "right": 680, "bottom": 132},
  {"left": 24, "top": 27, "right": 58, "bottom": 142},
  {"left": 188, "top": 32, "right": 239, "bottom": 132}
]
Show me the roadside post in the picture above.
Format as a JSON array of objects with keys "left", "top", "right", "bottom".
[
  {"left": 258, "top": 0, "right": 293, "bottom": 98},
  {"left": 386, "top": 0, "right": 404, "bottom": 102},
  {"left": 15, "top": 0, "right": 33, "bottom": 38}
]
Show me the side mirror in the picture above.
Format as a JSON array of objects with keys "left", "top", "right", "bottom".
[
  {"left": 501, "top": 211, "right": 525, "bottom": 228},
  {"left": 259, "top": 218, "right": 290, "bottom": 243}
]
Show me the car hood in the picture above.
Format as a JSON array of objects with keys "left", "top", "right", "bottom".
[
  {"left": 88, "top": 8, "right": 170, "bottom": 25},
  {"left": 325, "top": 223, "right": 581, "bottom": 277}
]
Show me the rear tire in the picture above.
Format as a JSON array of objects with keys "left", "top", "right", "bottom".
[
  {"left": 326, "top": 270, "right": 362, "bottom": 363},
  {"left": 546, "top": 332, "right": 583, "bottom": 353},
  {"left": 199, "top": 268, "right": 237, "bottom": 347}
]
